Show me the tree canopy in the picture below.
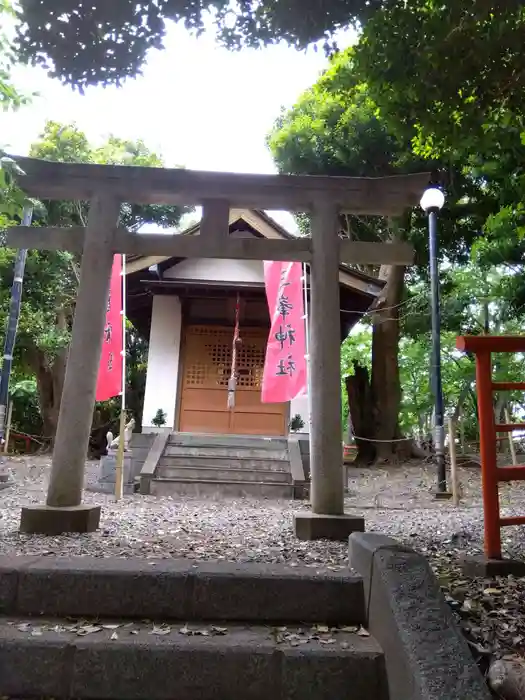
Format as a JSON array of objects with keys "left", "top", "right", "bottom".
[
  {"left": 0, "top": 121, "right": 191, "bottom": 441},
  {"left": 13, "top": 0, "right": 377, "bottom": 89},
  {"left": 268, "top": 36, "right": 525, "bottom": 462},
  {"left": 13, "top": 0, "right": 525, "bottom": 110}
]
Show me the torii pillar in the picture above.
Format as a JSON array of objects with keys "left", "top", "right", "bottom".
[
  {"left": 19, "top": 195, "right": 121, "bottom": 533},
  {"left": 293, "top": 202, "right": 362, "bottom": 540}
]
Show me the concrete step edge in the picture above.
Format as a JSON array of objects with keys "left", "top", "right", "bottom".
[
  {"left": 0, "top": 618, "right": 386, "bottom": 700},
  {"left": 157, "top": 469, "right": 291, "bottom": 484},
  {"left": 163, "top": 448, "right": 289, "bottom": 460},
  {"left": 154, "top": 477, "right": 292, "bottom": 486},
  {"left": 162, "top": 453, "right": 290, "bottom": 463},
  {"left": 157, "top": 465, "right": 291, "bottom": 475},
  {"left": 0, "top": 556, "right": 365, "bottom": 624}
]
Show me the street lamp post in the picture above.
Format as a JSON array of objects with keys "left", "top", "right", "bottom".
[{"left": 420, "top": 187, "right": 447, "bottom": 494}]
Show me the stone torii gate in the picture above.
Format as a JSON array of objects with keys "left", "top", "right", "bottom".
[{"left": 7, "top": 157, "right": 430, "bottom": 538}]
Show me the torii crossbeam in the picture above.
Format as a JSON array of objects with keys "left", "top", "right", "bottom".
[{"left": 7, "top": 157, "right": 430, "bottom": 538}]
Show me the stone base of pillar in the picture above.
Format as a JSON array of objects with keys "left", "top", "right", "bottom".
[
  {"left": 294, "top": 512, "right": 365, "bottom": 541},
  {"left": 460, "top": 554, "right": 525, "bottom": 578},
  {"left": 19, "top": 505, "right": 101, "bottom": 535}
]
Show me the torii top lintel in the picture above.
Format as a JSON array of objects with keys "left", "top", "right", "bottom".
[{"left": 12, "top": 157, "right": 431, "bottom": 216}]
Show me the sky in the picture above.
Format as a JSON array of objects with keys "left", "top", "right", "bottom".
[{"left": 0, "top": 20, "right": 357, "bottom": 231}]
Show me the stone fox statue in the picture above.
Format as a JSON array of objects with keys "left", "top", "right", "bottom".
[{"left": 107, "top": 416, "right": 135, "bottom": 452}]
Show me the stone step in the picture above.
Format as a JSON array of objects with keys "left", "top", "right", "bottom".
[
  {"left": 169, "top": 433, "right": 288, "bottom": 451},
  {"left": 151, "top": 478, "right": 294, "bottom": 499},
  {"left": 159, "top": 455, "right": 290, "bottom": 471},
  {"left": 0, "top": 556, "right": 365, "bottom": 624},
  {"left": 164, "top": 445, "right": 289, "bottom": 460},
  {"left": 0, "top": 616, "right": 387, "bottom": 700},
  {"left": 157, "top": 464, "right": 292, "bottom": 483}
]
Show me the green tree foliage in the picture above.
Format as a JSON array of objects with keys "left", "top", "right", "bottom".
[
  {"left": 0, "top": 0, "right": 29, "bottom": 109},
  {"left": 353, "top": 1, "right": 525, "bottom": 156},
  {"left": 14, "top": 0, "right": 382, "bottom": 89},
  {"left": 0, "top": 121, "right": 191, "bottom": 441},
  {"left": 0, "top": 1, "right": 33, "bottom": 225},
  {"left": 267, "top": 49, "right": 487, "bottom": 462}
]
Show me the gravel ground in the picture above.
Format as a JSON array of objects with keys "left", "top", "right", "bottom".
[
  {"left": 1, "top": 453, "right": 525, "bottom": 565},
  {"left": 3, "top": 453, "right": 525, "bottom": 678}
]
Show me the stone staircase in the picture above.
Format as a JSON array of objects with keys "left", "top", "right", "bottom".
[
  {"left": 144, "top": 433, "right": 295, "bottom": 498},
  {"left": 0, "top": 555, "right": 387, "bottom": 700}
]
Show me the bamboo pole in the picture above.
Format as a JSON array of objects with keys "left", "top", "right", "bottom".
[
  {"left": 2, "top": 401, "right": 12, "bottom": 454},
  {"left": 114, "top": 409, "right": 126, "bottom": 501},
  {"left": 459, "top": 407, "right": 466, "bottom": 455},
  {"left": 505, "top": 407, "right": 517, "bottom": 466},
  {"left": 448, "top": 416, "right": 460, "bottom": 506}
]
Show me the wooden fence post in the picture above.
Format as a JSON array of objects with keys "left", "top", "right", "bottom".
[{"left": 448, "top": 416, "right": 460, "bottom": 506}]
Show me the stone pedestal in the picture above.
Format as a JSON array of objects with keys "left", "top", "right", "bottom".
[
  {"left": 19, "top": 505, "right": 101, "bottom": 535},
  {"left": 294, "top": 512, "right": 365, "bottom": 541},
  {"left": 98, "top": 451, "right": 134, "bottom": 494},
  {"left": 460, "top": 555, "right": 525, "bottom": 578}
]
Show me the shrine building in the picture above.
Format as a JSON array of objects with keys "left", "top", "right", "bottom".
[{"left": 126, "top": 209, "right": 383, "bottom": 439}]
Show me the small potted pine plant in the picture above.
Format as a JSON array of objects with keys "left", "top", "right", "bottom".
[{"left": 151, "top": 408, "right": 167, "bottom": 431}]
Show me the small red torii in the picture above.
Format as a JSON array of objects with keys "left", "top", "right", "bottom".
[{"left": 457, "top": 335, "right": 525, "bottom": 560}]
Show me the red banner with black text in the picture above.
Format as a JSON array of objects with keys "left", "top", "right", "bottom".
[
  {"left": 261, "top": 261, "right": 307, "bottom": 403},
  {"left": 96, "top": 255, "right": 123, "bottom": 402}
]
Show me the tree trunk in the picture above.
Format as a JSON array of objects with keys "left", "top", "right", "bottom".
[
  {"left": 29, "top": 347, "right": 66, "bottom": 445},
  {"left": 346, "top": 364, "right": 375, "bottom": 464},
  {"left": 369, "top": 263, "right": 407, "bottom": 461},
  {"left": 345, "top": 260, "right": 425, "bottom": 464}
]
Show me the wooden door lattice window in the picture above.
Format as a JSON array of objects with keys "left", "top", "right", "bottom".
[{"left": 184, "top": 326, "right": 267, "bottom": 391}]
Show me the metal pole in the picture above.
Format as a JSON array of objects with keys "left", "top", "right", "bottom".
[
  {"left": 115, "top": 254, "right": 127, "bottom": 501},
  {"left": 0, "top": 206, "right": 33, "bottom": 446},
  {"left": 301, "top": 263, "right": 311, "bottom": 432},
  {"left": 428, "top": 208, "right": 447, "bottom": 492}
]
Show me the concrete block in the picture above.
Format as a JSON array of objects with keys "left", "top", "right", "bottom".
[
  {"left": 294, "top": 512, "right": 365, "bottom": 541},
  {"left": 460, "top": 554, "right": 525, "bottom": 578},
  {"left": 98, "top": 452, "right": 134, "bottom": 492},
  {"left": 0, "top": 562, "right": 19, "bottom": 614},
  {"left": 71, "top": 633, "right": 279, "bottom": 700},
  {"left": 7, "top": 557, "right": 364, "bottom": 624},
  {"left": 150, "top": 478, "right": 293, "bottom": 499},
  {"left": 281, "top": 638, "right": 388, "bottom": 700},
  {"left": 16, "top": 557, "right": 194, "bottom": 619},
  {"left": 349, "top": 532, "right": 491, "bottom": 700},
  {"left": 0, "top": 636, "right": 69, "bottom": 697},
  {"left": 19, "top": 504, "right": 101, "bottom": 535},
  {"left": 191, "top": 561, "right": 365, "bottom": 624}
]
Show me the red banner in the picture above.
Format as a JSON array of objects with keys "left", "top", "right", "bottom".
[
  {"left": 261, "top": 261, "right": 307, "bottom": 403},
  {"left": 96, "top": 255, "right": 123, "bottom": 402}
]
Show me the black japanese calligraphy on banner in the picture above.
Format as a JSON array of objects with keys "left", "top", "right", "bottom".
[{"left": 261, "top": 261, "right": 307, "bottom": 403}]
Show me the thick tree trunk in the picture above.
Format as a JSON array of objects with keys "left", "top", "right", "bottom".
[
  {"left": 29, "top": 344, "right": 68, "bottom": 445},
  {"left": 346, "top": 365, "right": 375, "bottom": 464},
  {"left": 370, "top": 263, "right": 407, "bottom": 462},
  {"left": 27, "top": 309, "right": 70, "bottom": 445},
  {"left": 345, "top": 259, "right": 424, "bottom": 464}
]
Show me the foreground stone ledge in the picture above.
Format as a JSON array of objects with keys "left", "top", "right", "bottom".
[
  {"left": 0, "top": 556, "right": 365, "bottom": 624},
  {"left": 294, "top": 512, "right": 365, "bottom": 541},
  {"left": 19, "top": 504, "right": 101, "bottom": 535},
  {"left": 0, "top": 622, "right": 387, "bottom": 700},
  {"left": 348, "top": 531, "right": 491, "bottom": 700},
  {"left": 460, "top": 554, "right": 525, "bottom": 578}
]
